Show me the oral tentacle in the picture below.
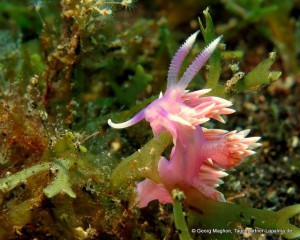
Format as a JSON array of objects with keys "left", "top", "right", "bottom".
[{"left": 108, "top": 110, "right": 145, "bottom": 129}]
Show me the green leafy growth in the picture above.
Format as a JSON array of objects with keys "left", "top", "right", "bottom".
[
  {"left": 186, "top": 187, "right": 300, "bottom": 240},
  {"left": 110, "top": 65, "right": 153, "bottom": 106},
  {"left": 0, "top": 162, "right": 50, "bottom": 194},
  {"left": 157, "top": 26, "right": 176, "bottom": 59},
  {"left": 0, "top": 30, "right": 22, "bottom": 81},
  {"left": 25, "top": 40, "right": 46, "bottom": 75},
  {"left": 43, "top": 159, "right": 76, "bottom": 198},
  {"left": 0, "top": 30, "right": 45, "bottom": 88},
  {"left": 223, "top": 0, "right": 278, "bottom": 24},
  {"left": 262, "top": 0, "right": 298, "bottom": 75},
  {"left": 197, "top": 9, "right": 281, "bottom": 98},
  {"left": 209, "top": 53, "right": 281, "bottom": 98},
  {"left": 199, "top": 8, "right": 221, "bottom": 88},
  {"left": 0, "top": 131, "right": 89, "bottom": 199},
  {"left": 172, "top": 189, "right": 192, "bottom": 240},
  {"left": 110, "top": 133, "right": 172, "bottom": 189},
  {"left": 53, "top": 131, "right": 87, "bottom": 154},
  {"left": 0, "top": 30, "right": 21, "bottom": 61},
  {"left": 235, "top": 52, "right": 281, "bottom": 92},
  {"left": 0, "top": 159, "right": 76, "bottom": 198},
  {"left": 222, "top": 0, "right": 299, "bottom": 76},
  {"left": 0, "top": 2, "right": 42, "bottom": 30}
]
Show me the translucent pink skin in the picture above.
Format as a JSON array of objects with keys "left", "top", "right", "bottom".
[{"left": 108, "top": 32, "right": 261, "bottom": 207}]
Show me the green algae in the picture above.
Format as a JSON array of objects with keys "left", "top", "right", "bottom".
[{"left": 0, "top": 0, "right": 299, "bottom": 239}]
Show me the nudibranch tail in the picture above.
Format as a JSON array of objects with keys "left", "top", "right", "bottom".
[
  {"left": 178, "top": 36, "right": 223, "bottom": 90},
  {"left": 108, "top": 110, "right": 145, "bottom": 129},
  {"left": 167, "top": 31, "right": 200, "bottom": 88}
]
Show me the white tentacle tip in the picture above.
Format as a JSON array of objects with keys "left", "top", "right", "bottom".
[
  {"left": 108, "top": 119, "right": 127, "bottom": 129},
  {"left": 185, "top": 30, "right": 200, "bottom": 47},
  {"left": 108, "top": 119, "right": 117, "bottom": 128}
]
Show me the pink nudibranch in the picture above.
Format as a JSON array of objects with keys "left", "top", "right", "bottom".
[
  {"left": 108, "top": 32, "right": 232, "bottom": 143},
  {"left": 108, "top": 31, "right": 261, "bottom": 207}
]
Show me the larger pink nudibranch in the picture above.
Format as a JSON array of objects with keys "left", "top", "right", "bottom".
[
  {"left": 137, "top": 125, "right": 260, "bottom": 207},
  {"left": 108, "top": 31, "right": 261, "bottom": 207}
]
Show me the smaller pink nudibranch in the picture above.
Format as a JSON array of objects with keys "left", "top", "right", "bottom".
[
  {"left": 108, "top": 31, "right": 231, "bottom": 142},
  {"left": 108, "top": 31, "right": 261, "bottom": 207}
]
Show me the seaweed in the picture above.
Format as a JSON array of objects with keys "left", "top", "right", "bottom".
[{"left": 0, "top": 1, "right": 299, "bottom": 239}]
